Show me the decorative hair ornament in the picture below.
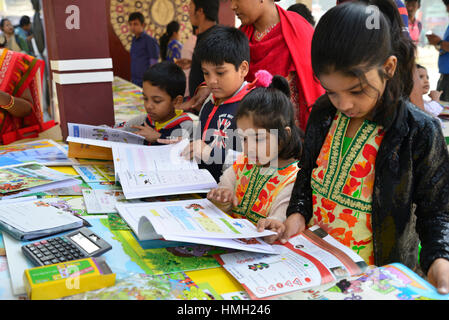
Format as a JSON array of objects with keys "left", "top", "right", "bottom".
[{"left": 254, "top": 70, "right": 273, "bottom": 88}]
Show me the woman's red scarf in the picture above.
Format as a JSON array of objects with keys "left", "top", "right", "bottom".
[{"left": 240, "top": 5, "right": 324, "bottom": 130}]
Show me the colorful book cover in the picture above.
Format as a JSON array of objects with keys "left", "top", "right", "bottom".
[
  {"left": 61, "top": 272, "right": 220, "bottom": 300},
  {"left": 73, "top": 165, "right": 115, "bottom": 183},
  {"left": 276, "top": 263, "right": 449, "bottom": 300},
  {"left": 0, "top": 140, "right": 77, "bottom": 166},
  {"left": 0, "top": 163, "right": 75, "bottom": 195}
]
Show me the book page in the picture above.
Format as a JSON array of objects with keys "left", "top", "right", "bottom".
[
  {"left": 163, "top": 234, "right": 276, "bottom": 254},
  {"left": 67, "top": 123, "right": 145, "bottom": 146},
  {"left": 116, "top": 199, "right": 276, "bottom": 240},
  {"left": 112, "top": 141, "right": 199, "bottom": 173},
  {"left": 74, "top": 164, "right": 116, "bottom": 183},
  {"left": 82, "top": 189, "right": 126, "bottom": 214},
  {"left": 118, "top": 169, "right": 217, "bottom": 199},
  {"left": 217, "top": 226, "right": 367, "bottom": 299},
  {"left": 0, "top": 198, "right": 82, "bottom": 232}
]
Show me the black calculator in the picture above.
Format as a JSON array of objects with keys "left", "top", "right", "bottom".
[{"left": 21, "top": 227, "right": 112, "bottom": 266}]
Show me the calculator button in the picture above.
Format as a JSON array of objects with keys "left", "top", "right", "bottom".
[
  {"left": 51, "top": 250, "right": 58, "bottom": 254},
  {"left": 66, "top": 255, "right": 73, "bottom": 260},
  {"left": 58, "top": 257, "right": 66, "bottom": 262},
  {"left": 43, "top": 251, "right": 52, "bottom": 256},
  {"left": 36, "top": 245, "right": 44, "bottom": 250},
  {"left": 51, "top": 259, "right": 59, "bottom": 264},
  {"left": 55, "top": 253, "right": 61, "bottom": 258},
  {"left": 44, "top": 261, "right": 51, "bottom": 265},
  {"left": 41, "top": 240, "right": 48, "bottom": 245},
  {"left": 35, "top": 253, "right": 43, "bottom": 258}
]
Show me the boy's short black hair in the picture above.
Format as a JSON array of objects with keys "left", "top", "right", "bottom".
[
  {"left": 405, "top": 0, "right": 421, "bottom": 5},
  {"left": 195, "top": 25, "right": 250, "bottom": 70},
  {"left": 19, "top": 16, "right": 31, "bottom": 27},
  {"left": 443, "top": 0, "right": 449, "bottom": 6},
  {"left": 192, "top": 0, "right": 220, "bottom": 23},
  {"left": 143, "top": 61, "right": 186, "bottom": 99},
  {"left": 128, "top": 12, "right": 145, "bottom": 24}
]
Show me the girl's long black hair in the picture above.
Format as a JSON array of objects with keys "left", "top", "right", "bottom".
[
  {"left": 159, "top": 21, "right": 180, "bottom": 60},
  {"left": 311, "top": 0, "right": 415, "bottom": 131},
  {"left": 236, "top": 75, "right": 303, "bottom": 160}
]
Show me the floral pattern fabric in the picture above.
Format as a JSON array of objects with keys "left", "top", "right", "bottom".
[
  {"left": 310, "top": 111, "right": 385, "bottom": 265},
  {"left": 231, "top": 156, "right": 299, "bottom": 225}
]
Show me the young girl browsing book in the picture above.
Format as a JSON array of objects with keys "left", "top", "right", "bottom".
[
  {"left": 207, "top": 73, "right": 302, "bottom": 242},
  {"left": 258, "top": 0, "right": 449, "bottom": 294}
]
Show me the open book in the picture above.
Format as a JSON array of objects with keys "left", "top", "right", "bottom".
[
  {"left": 215, "top": 225, "right": 368, "bottom": 299},
  {"left": 0, "top": 198, "right": 84, "bottom": 240},
  {"left": 66, "top": 123, "right": 145, "bottom": 160},
  {"left": 116, "top": 199, "right": 277, "bottom": 254},
  {"left": 112, "top": 141, "right": 218, "bottom": 199}
]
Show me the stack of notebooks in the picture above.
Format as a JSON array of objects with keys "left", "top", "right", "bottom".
[{"left": 0, "top": 162, "right": 80, "bottom": 200}]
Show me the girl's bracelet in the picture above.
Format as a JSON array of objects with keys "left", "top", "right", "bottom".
[{"left": 0, "top": 94, "right": 14, "bottom": 110}]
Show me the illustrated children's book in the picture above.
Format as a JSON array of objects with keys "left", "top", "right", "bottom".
[
  {"left": 66, "top": 123, "right": 146, "bottom": 160},
  {"left": 73, "top": 164, "right": 115, "bottom": 183},
  {"left": 215, "top": 225, "right": 368, "bottom": 299},
  {"left": 277, "top": 263, "right": 449, "bottom": 300},
  {"left": 0, "top": 163, "right": 79, "bottom": 200},
  {"left": 61, "top": 272, "right": 219, "bottom": 300},
  {"left": 0, "top": 139, "right": 78, "bottom": 167},
  {"left": 112, "top": 141, "right": 218, "bottom": 199},
  {"left": 116, "top": 198, "right": 276, "bottom": 254}
]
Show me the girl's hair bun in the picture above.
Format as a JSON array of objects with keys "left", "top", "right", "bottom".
[{"left": 269, "top": 75, "right": 291, "bottom": 98}]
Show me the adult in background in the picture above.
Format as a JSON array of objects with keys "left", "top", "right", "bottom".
[
  {"left": 232, "top": 0, "right": 324, "bottom": 131},
  {"left": 128, "top": 12, "right": 160, "bottom": 87},
  {"left": 159, "top": 21, "right": 183, "bottom": 63},
  {"left": 405, "top": 0, "right": 422, "bottom": 46},
  {"left": 426, "top": 0, "right": 449, "bottom": 102},
  {"left": 178, "top": 0, "right": 219, "bottom": 112},
  {"left": 287, "top": 3, "right": 316, "bottom": 27},
  {"left": 0, "top": 19, "right": 27, "bottom": 53},
  {"left": 0, "top": 48, "right": 47, "bottom": 145},
  {"left": 15, "top": 16, "right": 34, "bottom": 55}
]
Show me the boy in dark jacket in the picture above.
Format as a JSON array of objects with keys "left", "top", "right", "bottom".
[{"left": 180, "top": 26, "right": 254, "bottom": 182}]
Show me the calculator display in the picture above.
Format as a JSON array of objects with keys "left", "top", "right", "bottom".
[{"left": 70, "top": 233, "right": 100, "bottom": 254}]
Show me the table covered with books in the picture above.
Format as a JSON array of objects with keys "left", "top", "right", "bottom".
[{"left": 0, "top": 77, "right": 448, "bottom": 301}]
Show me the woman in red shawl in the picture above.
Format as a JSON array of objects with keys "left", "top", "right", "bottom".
[
  {"left": 231, "top": 0, "right": 324, "bottom": 131},
  {"left": 0, "top": 48, "right": 52, "bottom": 145}
]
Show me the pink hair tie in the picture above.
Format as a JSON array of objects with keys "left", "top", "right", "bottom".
[{"left": 254, "top": 70, "right": 273, "bottom": 88}]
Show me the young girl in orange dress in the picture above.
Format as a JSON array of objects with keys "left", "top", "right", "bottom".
[
  {"left": 258, "top": 0, "right": 449, "bottom": 294},
  {"left": 207, "top": 73, "right": 302, "bottom": 241}
]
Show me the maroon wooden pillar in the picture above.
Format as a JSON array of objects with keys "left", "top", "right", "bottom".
[{"left": 42, "top": 0, "right": 115, "bottom": 140}]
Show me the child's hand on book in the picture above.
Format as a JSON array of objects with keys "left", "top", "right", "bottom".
[
  {"left": 132, "top": 123, "right": 161, "bottom": 143},
  {"left": 427, "top": 258, "right": 449, "bottom": 295},
  {"left": 257, "top": 218, "right": 285, "bottom": 244},
  {"left": 207, "top": 188, "right": 239, "bottom": 207},
  {"left": 280, "top": 213, "right": 306, "bottom": 244},
  {"left": 181, "top": 140, "right": 212, "bottom": 162}
]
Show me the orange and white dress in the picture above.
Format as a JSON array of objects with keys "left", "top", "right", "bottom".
[
  {"left": 217, "top": 155, "right": 299, "bottom": 225},
  {"left": 309, "top": 111, "right": 385, "bottom": 265}
]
